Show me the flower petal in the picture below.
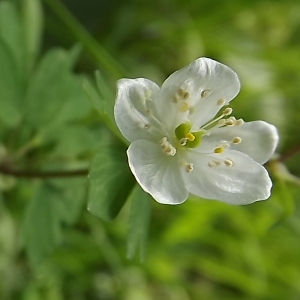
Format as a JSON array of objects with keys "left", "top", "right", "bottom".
[
  {"left": 200, "top": 121, "right": 278, "bottom": 164},
  {"left": 182, "top": 150, "right": 272, "bottom": 204},
  {"left": 127, "top": 140, "right": 188, "bottom": 204},
  {"left": 154, "top": 57, "right": 240, "bottom": 132},
  {"left": 114, "top": 78, "right": 164, "bottom": 142}
]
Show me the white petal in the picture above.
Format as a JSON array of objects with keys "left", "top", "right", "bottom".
[
  {"left": 182, "top": 150, "right": 272, "bottom": 205},
  {"left": 154, "top": 57, "right": 240, "bottom": 132},
  {"left": 127, "top": 140, "right": 188, "bottom": 204},
  {"left": 114, "top": 78, "right": 164, "bottom": 142},
  {"left": 201, "top": 121, "right": 278, "bottom": 164}
]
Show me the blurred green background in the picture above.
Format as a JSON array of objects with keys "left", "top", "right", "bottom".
[{"left": 1, "top": 0, "right": 300, "bottom": 299}]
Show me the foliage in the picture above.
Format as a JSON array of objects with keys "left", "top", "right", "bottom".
[{"left": 0, "top": 0, "right": 300, "bottom": 299}]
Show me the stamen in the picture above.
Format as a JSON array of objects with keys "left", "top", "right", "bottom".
[
  {"left": 166, "top": 146, "right": 176, "bottom": 156},
  {"left": 225, "top": 117, "right": 235, "bottom": 126},
  {"left": 189, "top": 107, "right": 195, "bottom": 114},
  {"left": 201, "top": 89, "right": 211, "bottom": 98},
  {"left": 179, "top": 138, "right": 187, "bottom": 146},
  {"left": 232, "top": 136, "right": 242, "bottom": 144},
  {"left": 224, "top": 159, "right": 234, "bottom": 167},
  {"left": 202, "top": 108, "right": 233, "bottom": 130},
  {"left": 160, "top": 137, "right": 176, "bottom": 156},
  {"left": 217, "top": 98, "right": 226, "bottom": 106},
  {"left": 217, "top": 119, "right": 226, "bottom": 126},
  {"left": 235, "top": 118, "right": 244, "bottom": 126},
  {"left": 185, "top": 163, "right": 194, "bottom": 173},
  {"left": 214, "top": 147, "right": 224, "bottom": 154},
  {"left": 180, "top": 102, "right": 189, "bottom": 112},
  {"left": 185, "top": 132, "right": 195, "bottom": 141},
  {"left": 223, "top": 107, "right": 233, "bottom": 116},
  {"left": 144, "top": 124, "right": 151, "bottom": 129}
]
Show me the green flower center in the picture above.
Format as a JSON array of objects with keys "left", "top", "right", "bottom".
[{"left": 175, "top": 122, "right": 203, "bottom": 148}]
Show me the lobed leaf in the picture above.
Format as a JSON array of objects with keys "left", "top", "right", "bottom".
[
  {"left": 127, "top": 185, "right": 152, "bottom": 261},
  {"left": 88, "top": 146, "right": 135, "bottom": 221},
  {"left": 21, "top": 0, "right": 44, "bottom": 73},
  {"left": 0, "top": 39, "right": 21, "bottom": 126},
  {"left": 24, "top": 47, "right": 90, "bottom": 126},
  {"left": 0, "top": 1, "right": 25, "bottom": 79},
  {"left": 23, "top": 179, "right": 86, "bottom": 266}
]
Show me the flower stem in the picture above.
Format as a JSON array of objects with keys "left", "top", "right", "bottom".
[{"left": 42, "top": 0, "right": 126, "bottom": 79}]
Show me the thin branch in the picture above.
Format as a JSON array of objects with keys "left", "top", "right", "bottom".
[
  {"left": 279, "top": 144, "right": 300, "bottom": 162},
  {"left": 0, "top": 164, "right": 88, "bottom": 178}
]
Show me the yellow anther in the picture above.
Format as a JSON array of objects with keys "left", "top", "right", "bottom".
[
  {"left": 180, "top": 102, "right": 189, "bottom": 112},
  {"left": 217, "top": 98, "right": 226, "bottom": 106},
  {"left": 201, "top": 89, "right": 211, "bottom": 98},
  {"left": 232, "top": 137, "right": 242, "bottom": 144},
  {"left": 185, "top": 132, "right": 195, "bottom": 141},
  {"left": 214, "top": 147, "right": 224, "bottom": 154}
]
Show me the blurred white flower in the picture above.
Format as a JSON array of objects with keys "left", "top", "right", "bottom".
[{"left": 114, "top": 58, "right": 278, "bottom": 205}]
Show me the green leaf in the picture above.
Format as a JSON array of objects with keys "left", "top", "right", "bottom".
[
  {"left": 0, "top": 194, "right": 17, "bottom": 256},
  {"left": 23, "top": 183, "right": 63, "bottom": 266},
  {"left": 0, "top": 1, "right": 25, "bottom": 78},
  {"left": 50, "top": 178, "right": 87, "bottom": 226},
  {"left": 43, "top": 125, "right": 100, "bottom": 158},
  {"left": 127, "top": 185, "right": 152, "bottom": 261},
  {"left": 88, "top": 146, "right": 135, "bottom": 221},
  {"left": 25, "top": 48, "right": 90, "bottom": 126},
  {"left": 83, "top": 78, "right": 102, "bottom": 114},
  {"left": 23, "top": 179, "right": 86, "bottom": 266},
  {"left": 94, "top": 71, "right": 117, "bottom": 127},
  {"left": 21, "top": 0, "right": 43, "bottom": 73},
  {"left": 0, "top": 39, "right": 21, "bottom": 126},
  {"left": 83, "top": 72, "right": 128, "bottom": 144}
]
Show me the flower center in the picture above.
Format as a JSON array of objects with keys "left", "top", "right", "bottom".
[
  {"left": 175, "top": 122, "right": 203, "bottom": 148},
  {"left": 174, "top": 107, "right": 244, "bottom": 171}
]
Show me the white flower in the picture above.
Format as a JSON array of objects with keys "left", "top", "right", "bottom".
[{"left": 114, "top": 57, "right": 279, "bottom": 205}]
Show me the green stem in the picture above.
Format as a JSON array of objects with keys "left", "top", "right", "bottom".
[
  {"left": 42, "top": 0, "right": 126, "bottom": 79},
  {"left": 0, "top": 163, "right": 88, "bottom": 178}
]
